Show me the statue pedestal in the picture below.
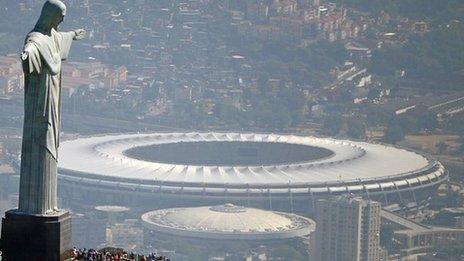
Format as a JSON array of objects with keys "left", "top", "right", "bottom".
[{"left": 1, "top": 209, "right": 72, "bottom": 261}]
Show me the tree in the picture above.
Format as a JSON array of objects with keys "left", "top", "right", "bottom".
[
  {"left": 367, "top": 87, "right": 381, "bottom": 100},
  {"left": 257, "top": 73, "right": 270, "bottom": 94},
  {"left": 347, "top": 121, "right": 366, "bottom": 139},
  {"left": 323, "top": 115, "right": 343, "bottom": 136},
  {"left": 394, "top": 115, "right": 419, "bottom": 133},
  {"left": 417, "top": 112, "right": 438, "bottom": 131},
  {"left": 278, "top": 88, "right": 306, "bottom": 126},
  {"left": 384, "top": 125, "right": 404, "bottom": 144},
  {"left": 366, "top": 106, "right": 394, "bottom": 127},
  {"left": 370, "top": 23, "right": 464, "bottom": 91},
  {"left": 436, "top": 141, "right": 448, "bottom": 154},
  {"left": 254, "top": 101, "right": 292, "bottom": 130}
]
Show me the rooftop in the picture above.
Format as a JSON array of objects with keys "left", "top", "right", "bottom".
[
  {"left": 141, "top": 204, "right": 315, "bottom": 240},
  {"left": 59, "top": 132, "right": 434, "bottom": 186}
]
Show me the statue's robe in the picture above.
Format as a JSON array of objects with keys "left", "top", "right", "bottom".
[{"left": 18, "top": 29, "right": 74, "bottom": 215}]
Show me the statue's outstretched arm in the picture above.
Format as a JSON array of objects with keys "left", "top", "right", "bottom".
[{"left": 72, "top": 29, "right": 86, "bottom": 40}]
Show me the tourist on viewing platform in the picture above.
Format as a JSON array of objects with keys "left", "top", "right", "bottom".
[{"left": 71, "top": 247, "right": 168, "bottom": 261}]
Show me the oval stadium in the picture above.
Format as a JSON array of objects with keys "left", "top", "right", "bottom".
[{"left": 57, "top": 132, "right": 448, "bottom": 212}]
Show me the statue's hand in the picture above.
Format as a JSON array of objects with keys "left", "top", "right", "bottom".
[
  {"left": 21, "top": 43, "right": 35, "bottom": 61},
  {"left": 21, "top": 51, "right": 29, "bottom": 61},
  {"left": 73, "top": 29, "right": 86, "bottom": 40}
]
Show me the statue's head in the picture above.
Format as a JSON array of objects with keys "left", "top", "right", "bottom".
[{"left": 34, "top": 0, "right": 67, "bottom": 32}]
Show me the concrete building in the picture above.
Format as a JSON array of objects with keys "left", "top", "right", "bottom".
[
  {"left": 141, "top": 203, "right": 315, "bottom": 260},
  {"left": 313, "top": 197, "right": 381, "bottom": 261},
  {"left": 381, "top": 209, "right": 464, "bottom": 258}
]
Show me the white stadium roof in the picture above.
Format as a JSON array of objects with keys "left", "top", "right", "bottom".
[
  {"left": 58, "top": 132, "right": 446, "bottom": 195},
  {"left": 141, "top": 203, "right": 315, "bottom": 240}
]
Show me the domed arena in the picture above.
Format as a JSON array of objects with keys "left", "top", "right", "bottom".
[
  {"left": 140, "top": 203, "right": 316, "bottom": 259},
  {"left": 57, "top": 132, "right": 447, "bottom": 212},
  {"left": 141, "top": 203, "right": 315, "bottom": 240}
]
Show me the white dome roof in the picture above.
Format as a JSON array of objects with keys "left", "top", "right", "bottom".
[{"left": 141, "top": 204, "right": 315, "bottom": 240}]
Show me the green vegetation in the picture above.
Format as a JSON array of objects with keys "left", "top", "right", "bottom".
[
  {"left": 383, "top": 124, "right": 404, "bottom": 144},
  {"left": 436, "top": 141, "right": 449, "bottom": 154},
  {"left": 347, "top": 120, "right": 366, "bottom": 139},
  {"left": 365, "top": 105, "right": 395, "bottom": 127},
  {"left": 371, "top": 23, "right": 464, "bottom": 90},
  {"left": 322, "top": 115, "right": 343, "bottom": 136},
  {"left": 235, "top": 38, "right": 348, "bottom": 87},
  {"left": 254, "top": 101, "right": 292, "bottom": 130},
  {"left": 268, "top": 244, "right": 307, "bottom": 261},
  {"left": 391, "top": 113, "right": 438, "bottom": 133}
]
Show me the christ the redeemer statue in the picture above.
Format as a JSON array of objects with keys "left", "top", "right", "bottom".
[
  {"left": 1, "top": 2, "right": 84, "bottom": 259},
  {"left": 18, "top": 0, "right": 85, "bottom": 215}
]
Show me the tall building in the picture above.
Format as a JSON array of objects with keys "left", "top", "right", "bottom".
[{"left": 313, "top": 197, "right": 381, "bottom": 261}]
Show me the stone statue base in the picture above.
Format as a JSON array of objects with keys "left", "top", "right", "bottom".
[{"left": 1, "top": 209, "right": 72, "bottom": 261}]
